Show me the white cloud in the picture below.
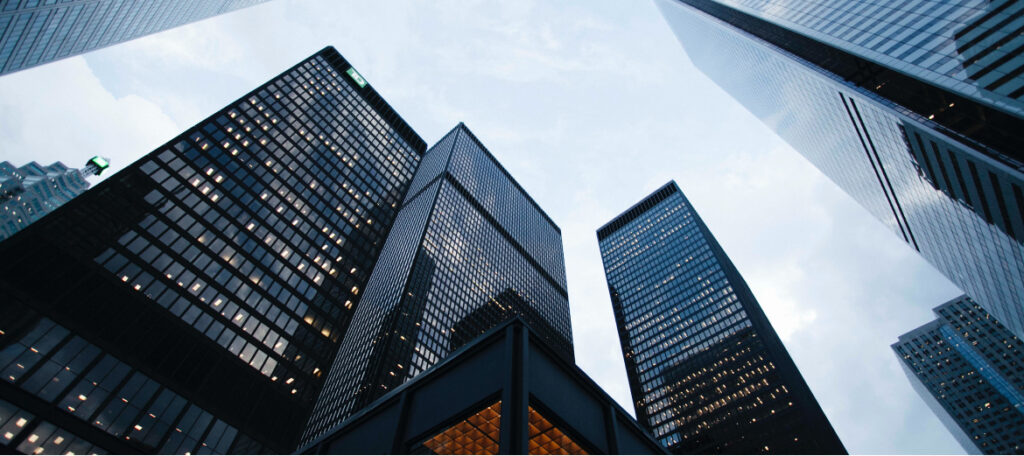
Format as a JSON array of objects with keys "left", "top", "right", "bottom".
[{"left": 0, "top": 56, "right": 179, "bottom": 182}]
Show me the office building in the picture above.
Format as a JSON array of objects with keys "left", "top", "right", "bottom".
[
  {"left": 0, "top": 46, "right": 425, "bottom": 453},
  {"left": 299, "top": 318, "right": 667, "bottom": 455},
  {"left": 0, "top": 157, "right": 108, "bottom": 241},
  {"left": 301, "top": 123, "right": 572, "bottom": 446},
  {"left": 894, "top": 296, "right": 1024, "bottom": 454},
  {"left": 598, "top": 181, "right": 845, "bottom": 454},
  {"left": 0, "top": 0, "right": 269, "bottom": 75},
  {"left": 656, "top": 0, "right": 1024, "bottom": 338}
]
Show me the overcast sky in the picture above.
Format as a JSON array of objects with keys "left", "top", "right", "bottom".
[{"left": 0, "top": 1, "right": 967, "bottom": 453}]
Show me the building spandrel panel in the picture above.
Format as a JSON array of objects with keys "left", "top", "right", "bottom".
[
  {"left": 0, "top": 0, "right": 271, "bottom": 76},
  {"left": 657, "top": 0, "right": 1024, "bottom": 340},
  {"left": 301, "top": 123, "right": 572, "bottom": 448},
  {"left": 0, "top": 46, "right": 425, "bottom": 453},
  {"left": 598, "top": 182, "right": 845, "bottom": 454}
]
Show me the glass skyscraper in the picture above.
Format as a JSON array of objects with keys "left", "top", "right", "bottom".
[
  {"left": 301, "top": 123, "right": 573, "bottom": 447},
  {"left": 894, "top": 296, "right": 1024, "bottom": 454},
  {"left": 598, "top": 181, "right": 845, "bottom": 454},
  {"left": 0, "top": 46, "right": 425, "bottom": 454},
  {"left": 656, "top": 0, "right": 1024, "bottom": 338},
  {"left": 0, "top": 157, "right": 108, "bottom": 241},
  {"left": 0, "top": 0, "right": 269, "bottom": 75}
]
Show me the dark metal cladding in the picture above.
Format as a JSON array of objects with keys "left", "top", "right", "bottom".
[{"left": 298, "top": 318, "right": 668, "bottom": 455}]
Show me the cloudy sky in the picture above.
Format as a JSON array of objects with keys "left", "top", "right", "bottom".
[{"left": 0, "top": 1, "right": 966, "bottom": 453}]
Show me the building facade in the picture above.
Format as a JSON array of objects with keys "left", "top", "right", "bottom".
[
  {"left": 656, "top": 0, "right": 1024, "bottom": 338},
  {"left": 299, "top": 318, "right": 667, "bottom": 455},
  {"left": 0, "top": 157, "right": 108, "bottom": 241},
  {"left": 894, "top": 296, "right": 1024, "bottom": 454},
  {"left": 598, "top": 182, "right": 845, "bottom": 454},
  {"left": 0, "top": 0, "right": 269, "bottom": 75},
  {"left": 301, "top": 123, "right": 572, "bottom": 447},
  {"left": 0, "top": 46, "right": 425, "bottom": 454}
]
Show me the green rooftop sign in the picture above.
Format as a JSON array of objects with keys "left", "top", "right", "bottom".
[
  {"left": 89, "top": 156, "right": 110, "bottom": 170},
  {"left": 346, "top": 67, "right": 367, "bottom": 88}
]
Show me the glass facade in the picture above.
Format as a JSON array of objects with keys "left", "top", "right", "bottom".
[
  {"left": 0, "top": 0, "right": 269, "bottom": 75},
  {"left": 894, "top": 296, "right": 1024, "bottom": 454},
  {"left": 598, "top": 182, "right": 845, "bottom": 454},
  {"left": 0, "top": 46, "right": 425, "bottom": 453},
  {"left": 301, "top": 123, "right": 572, "bottom": 447},
  {"left": 657, "top": 0, "right": 1024, "bottom": 340},
  {"left": 709, "top": 0, "right": 1024, "bottom": 119},
  {"left": 0, "top": 160, "right": 98, "bottom": 241}
]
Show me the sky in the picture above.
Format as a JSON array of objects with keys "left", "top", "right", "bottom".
[{"left": 0, "top": 1, "right": 967, "bottom": 453}]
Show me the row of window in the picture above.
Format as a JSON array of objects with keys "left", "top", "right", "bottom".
[{"left": 0, "top": 317, "right": 247, "bottom": 454}]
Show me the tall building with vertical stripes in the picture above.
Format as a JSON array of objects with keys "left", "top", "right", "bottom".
[
  {"left": 0, "top": 46, "right": 425, "bottom": 454},
  {"left": 657, "top": 0, "right": 1024, "bottom": 339},
  {"left": 598, "top": 181, "right": 845, "bottom": 454},
  {"left": 0, "top": 0, "right": 269, "bottom": 75}
]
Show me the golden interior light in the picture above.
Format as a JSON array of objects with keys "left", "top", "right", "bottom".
[
  {"left": 528, "top": 406, "right": 587, "bottom": 455},
  {"left": 420, "top": 402, "right": 587, "bottom": 455},
  {"left": 422, "top": 401, "right": 502, "bottom": 455}
]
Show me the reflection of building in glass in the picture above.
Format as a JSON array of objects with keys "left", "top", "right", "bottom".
[
  {"left": 0, "top": 157, "right": 107, "bottom": 241},
  {"left": 449, "top": 288, "right": 570, "bottom": 354},
  {"left": 953, "top": 1, "right": 1024, "bottom": 103},
  {"left": 894, "top": 296, "right": 1024, "bottom": 454},
  {"left": 656, "top": 0, "right": 1024, "bottom": 339},
  {"left": 302, "top": 123, "right": 572, "bottom": 447},
  {"left": 0, "top": 46, "right": 424, "bottom": 454},
  {"left": 0, "top": 0, "right": 270, "bottom": 75},
  {"left": 298, "top": 319, "right": 666, "bottom": 455},
  {"left": 598, "top": 182, "right": 845, "bottom": 454}
]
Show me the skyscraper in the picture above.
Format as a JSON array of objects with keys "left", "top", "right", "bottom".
[
  {"left": 301, "top": 123, "right": 572, "bottom": 446},
  {"left": 894, "top": 296, "right": 1024, "bottom": 454},
  {"left": 598, "top": 181, "right": 845, "bottom": 454},
  {"left": 656, "top": 0, "right": 1024, "bottom": 338},
  {"left": 0, "top": 157, "right": 108, "bottom": 241},
  {"left": 0, "top": 0, "right": 269, "bottom": 75},
  {"left": 0, "top": 46, "right": 425, "bottom": 454}
]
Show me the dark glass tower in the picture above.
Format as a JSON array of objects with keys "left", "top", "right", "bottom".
[
  {"left": 0, "top": 46, "right": 425, "bottom": 454},
  {"left": 0, "top": 157, "right": 108, "bottom": 241},
  {"left": 0, "top": 0, "right": 270, "bottom": 75},
  {"left": 597, "top": 182, "right": 845, "bottom": 454},
  {"left": 894, "top": 296, "right": 1024, "bottom": 454},
  {"left": 301, "top": 123, "right": 572, "bottom": 447},
  {"left": 656, "top": 0, "right": 1024, "bottom": 339}
]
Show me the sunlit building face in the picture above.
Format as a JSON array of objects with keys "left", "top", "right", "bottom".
[{"left": 597, "top": 182, "right": 845, "bottom": 454}]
